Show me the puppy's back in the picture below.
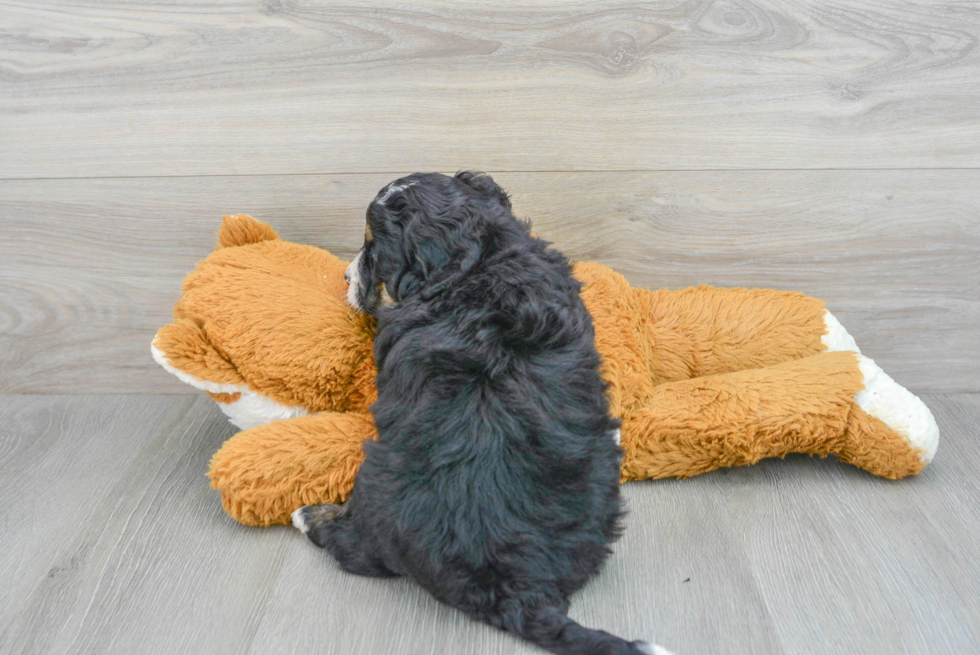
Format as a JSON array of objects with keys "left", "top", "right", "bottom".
[{"left": 305, "top": 172, "right": 671, "bottom": 655}]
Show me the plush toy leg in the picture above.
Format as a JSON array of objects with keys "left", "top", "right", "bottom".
[
  {"left": 620, "top": 351, "right": 936, "bottom": 481},
  {"left": 635, "top": 285, "right": 829, "bottom": 384},
  {"left": 207, "top": 412, "right": 375, "bottom": 527}
]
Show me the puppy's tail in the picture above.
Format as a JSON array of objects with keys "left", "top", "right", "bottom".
[{"left": 516, "top": 605, "right": 674, "bottom": 655}]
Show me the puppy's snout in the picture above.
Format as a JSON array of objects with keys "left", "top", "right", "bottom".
[
  {"left": 345, "top": 252, "right": 363, "bottom": 309},
  {"left": 344, "top": 255, "right": 358, "bottom": 287}
]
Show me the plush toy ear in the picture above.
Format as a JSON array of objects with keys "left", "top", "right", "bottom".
[{"left": 216, "top": 214, "right": 279, "bottom": 249}]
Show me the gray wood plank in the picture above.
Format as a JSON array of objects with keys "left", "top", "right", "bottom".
[
  {"left": 1, "top": 394, "right": 978, "bottom": 654},
  {"left": 246, "top": 480, "right": 782, "bottom": 655},
  {"left": 0, "top": 268, "right": 183, "bottom": 394},
  {"left": 0, "top": 395, "right": 278, "bottom": 655},
  {"left": 1, "top": 1, "right": 979, "bottom": 178},
  {"left": 0, "top": 395, "right": 190, "bottom": 634},
  {"left": 717, "top": 393, "right": 980, "bottom": 655},
  {"left": 2, "top": 170, "right": 977, "bottom": 394}
]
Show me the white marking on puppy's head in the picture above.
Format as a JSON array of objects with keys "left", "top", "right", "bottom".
[
  {"left": 376, "top": 181, "right": 416, "bottom": 205},
  {"left": 345, "top": 251, "right": 363, "bottom": 309}
]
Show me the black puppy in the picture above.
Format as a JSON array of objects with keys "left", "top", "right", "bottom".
[{"left": 293, "top": 172, "right": 670, "bottom": 655}]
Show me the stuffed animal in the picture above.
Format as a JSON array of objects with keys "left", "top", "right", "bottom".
[{"left": 152, "top": 215, "right": 939, "bottom": 527}]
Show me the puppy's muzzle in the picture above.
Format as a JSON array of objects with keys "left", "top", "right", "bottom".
[{"left": 345, "top": 251, "right": 363, "bottom": 309}]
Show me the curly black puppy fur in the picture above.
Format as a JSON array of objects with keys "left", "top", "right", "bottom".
[{"left": 293, "top": 172, "right": 665, "bottom": 655}]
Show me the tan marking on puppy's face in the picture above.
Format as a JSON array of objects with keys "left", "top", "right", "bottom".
[
  {"left": 365, "top": 222, "right": 373, "bottom": 242},
  {"left": 379, "top": 282, "right": 395, "bottom": 306}
]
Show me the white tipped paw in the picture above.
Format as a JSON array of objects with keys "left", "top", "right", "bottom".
[
  {"left": 291, "top": 507, "right": 311, "bottom": 534},
  {"left": 637, "top": 643, "right": 676, "bottom": 655},
  {"left": 822, "top": 310, "right": 861, "bottom": 354},
  {"left": 855, "top": 355, "right": 939, "bottom": 463}
]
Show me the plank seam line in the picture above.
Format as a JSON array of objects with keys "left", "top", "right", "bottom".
[{"left": 2, "top": 168, "right": 980, "bottom": 182}]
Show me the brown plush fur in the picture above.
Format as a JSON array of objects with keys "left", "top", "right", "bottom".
[
  {"left": 156, "top": 222, "right": 378, "bottom": 414},
  {"left": 153, "top": 216, "right": 926, "bottom": 527},
  {"left": 210, "top": 412, "right": 375, "bottom": 527}
]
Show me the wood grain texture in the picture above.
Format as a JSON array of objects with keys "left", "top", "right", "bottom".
[
  {"left": 2, "top": 0, "right": 979, "bottom": 177},
  {"left": 2, "top": 0, "right": 975, "bottom": 650},
  {"left": 719, "top": 393, "right": 980, "bottom": 655},
  {"left": 0, "top": 395, "right": 267, "bottom": 655},
  {"left": 0, "top": 395, "right": 190, "bottom": 636},
  {"left": 245, "top": 478, "right": 784, "bottom": 655},
  {"left": 1, "top": 393, "right": 978, "bottom": 654},
  {"left": 2, "top": 171, "right": 977, "bottom": 394}
]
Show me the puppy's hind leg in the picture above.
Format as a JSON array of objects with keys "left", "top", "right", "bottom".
[{"left": 291, "top": 503, "right": 397, "bottom": 578}]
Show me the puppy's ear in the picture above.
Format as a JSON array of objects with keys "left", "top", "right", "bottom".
[
  {"left": 454, "top": 171, "right": 511, "bottom": 210},
  {"left": 391, "top": 206, "right": 484, "bottom": 303},
  {"left": 394, "top": 237, "right": 449, "bottom": 300},
  {"left": 418, "top": 233, "right": 482, "bottom": 301}
]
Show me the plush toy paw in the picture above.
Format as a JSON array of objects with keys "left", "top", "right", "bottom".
[
  {"left": 821, "top": 310, "right": 861, "bottom": 353},
  {"left": 821, "top": 309, "right": 939, "bottom": 467},
  {"left": 854, "top": 355, "right": 939, "bottom": 464},
  {"left": 207, "top": 411, "right": 374, "bottom": 526}
]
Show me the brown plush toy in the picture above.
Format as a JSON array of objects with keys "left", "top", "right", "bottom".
[{"left": 152, "top": 215, "right": 939, "bottom": 527}]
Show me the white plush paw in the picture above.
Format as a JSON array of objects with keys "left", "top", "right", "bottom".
[
  {"left": 820, "top": 312, "right": 938, "bottom": 464},
  {"left": 821, "top": 310, "right": 861, "bottom": 354},
  {"left": 637, "top": 642, "right": 676, "bottom": 655},
  {"left": 855, "top": 355, "right": 939, "bottom": 463}
]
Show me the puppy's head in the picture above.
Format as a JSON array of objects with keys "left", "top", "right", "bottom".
[{"left": 346, "top": 171, "right": 514, "bottom": 314}]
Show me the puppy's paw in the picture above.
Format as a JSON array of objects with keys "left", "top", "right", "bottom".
[
  {"left": 291, "top": 506, "right": 313, "bottom": 534},
  {"left": 291, "top": 503, "right": 347, "bottom": 548},
  {"left": 636, "top": 642, "right": 676, "bottom": 655}
]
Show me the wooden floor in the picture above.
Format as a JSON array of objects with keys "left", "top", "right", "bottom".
[
  {"left": 3, "top": 1, "right": 980, "bottom": 653},
  {"left": 0, "top": 393, "right": 977, "bottom": 655}
]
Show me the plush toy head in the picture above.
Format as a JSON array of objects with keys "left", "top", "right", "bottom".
[{"left": 152, "top": 215, "right": 378, "bottom": 429}]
